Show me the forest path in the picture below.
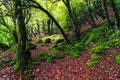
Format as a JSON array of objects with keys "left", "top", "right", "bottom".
[{"left": 0, "top": 44, "right": 120, "bottom": 80}]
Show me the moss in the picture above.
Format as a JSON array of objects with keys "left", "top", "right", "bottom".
[
  {"left": 44, "top": 38, "right": 51, "bottom": 43},
  {"left": 114, "top": 54, "right": 120, "bottom": 66},
  {"left": 36, "top": 38, "right": 43, "bottom": 43},
  {"left": 55, "top": 39, "right": 64, "bottom": 44}
]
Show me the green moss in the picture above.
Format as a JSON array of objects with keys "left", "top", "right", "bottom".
[
  {"left": 44, "top": 38, "right": 51, "bottom": 43},
  {"left": 55, "top": 39, "right": 64, "bottom": 44},
  {"left": 86, "top": 61, "right": 98, "bottom": 67},
  {"left": 114, "top": 54, "right": 120, "bottom": 66},
  {"left": 36, "top": 38, "right": 43, "bottom": 43}
]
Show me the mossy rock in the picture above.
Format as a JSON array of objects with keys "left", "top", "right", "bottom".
[
  {"left": 36, "top": 38, "right": 43, "bottom": 43},
  {"left": 114, "top": 55, "right": 120, "bottom": 66},
  {"left": 55, "top": 39, "right": 64, "bottom": 44},
  {"left": 44, "top": 38, "right": 51, "bottom": 43}
]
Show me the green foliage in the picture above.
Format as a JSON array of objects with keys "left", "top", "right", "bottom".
[
  {"left": 19, "top": 76, "right": 23, "bottom": 80},
  {"left": 26, "top": 42, "right": 36, "bottom": 51},
  {"left": 66, "top": 42, "right": 84, "bottom": 58},
  {"left": 26, "top": 74, "right": 35, "bottom": 80},
  {"left": 114, "top": 55, "right": 120, "bottom": 66},
  {"left": 91, "top": 54, "right": 102, "bottom": 61},
  {"left": 10, "top": 44, "right": 18, "bottom": 51},
  {"left": 37, "top": 52, "right": 55, "bottom": 63},
  {"left": 55, "top": 39, "right": 64, "bottom": 44},
  {"left": 51, "top": 42, "right": 66, "bottom": 51},
  {"left": 86, "top": 61, "right": 98, "bottom": 67},
  {"left": 90, "top": 43, "right": 109, "bottom": 54},
  {"left": 10, "top": 43, "right": 36, "bottom": 51},
  {"left": 0, "top": 60, "right": 3, "bottom": 68}
]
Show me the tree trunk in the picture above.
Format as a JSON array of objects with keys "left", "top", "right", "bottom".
[
  {"left": 103, "top": 0, "right": 112, "bottom": 28},
  {"left": 110, "top": 0, "right": 120, "bottom": 28},
  {"left": 47, "top": 19, "right": 51, "bottom": 35},
  {"left": 13, "top": 0, "right": 31, "bottom": 74},
  {"left": 86, "top": 0, "right": 96, "bottom": 27},
  {"left": 62, "top": 0, "right": 79, "bottom": 40}
]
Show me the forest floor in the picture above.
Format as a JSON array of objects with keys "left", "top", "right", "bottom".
[
  {"left": 0, "top": 43, "right": 120, "bottom": 80},
  {"left": 1, "top": 18, "right": 120, "bottom": 80}
]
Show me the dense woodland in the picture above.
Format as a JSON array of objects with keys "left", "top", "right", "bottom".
[{"left": 0, "top": 0, "right": 120, "bottom": 80}]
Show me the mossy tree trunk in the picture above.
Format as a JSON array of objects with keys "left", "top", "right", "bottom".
[
  {"left": 85, "top": 0, "right": 96, "bottom": 27},
  {"left": 13, "top": 0, "right": 30, "bottom": 75},
  {"left": 103, "top": 0, "right": 112, "bottom": 28},
  {"left": 110, "top": 0, "right": 120, "bottom": 28},
  {"left": 62, "top": 0, "right": 80, "bottom": 40}
]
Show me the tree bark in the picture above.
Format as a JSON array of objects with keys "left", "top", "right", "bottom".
[
  {"left": 47, "top": 19, "right": 51, "bottom": 35},
  {"left": 110, "top": 0, "right": 120, "bottom": 28},
  {"left": 13, "top": 0, "right": 30, "bottom": 74},
  {"left": 86, "top": 0, "right": 96, "bottom": 27},
  {"left": 103, "top": 0, "right": 112, "bottom": 28},
  {"left": 62, "top": 0, "right": 79, "bottom": 40}
]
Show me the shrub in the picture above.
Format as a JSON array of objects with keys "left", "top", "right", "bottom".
[{"left": 114, "top": 54, "right": 120, "bottom": 66}]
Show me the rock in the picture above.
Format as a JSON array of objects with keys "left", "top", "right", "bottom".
[{"left": 2, "top": 58, "right": 11, "bottom": 63}]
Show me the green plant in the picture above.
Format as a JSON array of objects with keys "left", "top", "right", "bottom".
[
  {"left": 51, "top": 42, "right": 66, "bottom": 51},
  {"left": 26, "top": 74, "right": 35, "bottom": 80},
  {"left": 86, "top": 61, "right": 98, "bottom": 67},
  {"left": 0, "top": 60, "right": 3, "bottom": 68},
  {"left": 65, "top": 42, "right": 84, "bottom": 58},
  {"left": 90, "top": 43, "right": 109, "bottom": 54},
  {"left": 114, "top": 54, "right": 120, "bottom": 66},
  {"left": 37, "top": 52, "right": 55, "bottom": 63},
  {"left": 91, "top": 54, "right": 102, "bottom": 61},
  {"left": 26, "top": 42, "right": 36, "bottom": 51}
]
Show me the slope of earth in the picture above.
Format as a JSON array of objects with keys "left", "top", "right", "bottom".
[{"left": 0, "top": 43, "right": 120, "bottom": 80}]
